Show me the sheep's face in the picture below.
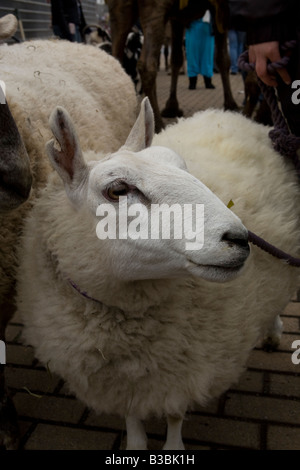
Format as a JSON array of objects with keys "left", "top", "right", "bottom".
[
  {"left": 0, "top": 95, "right": 32, "bottom": 212},
  {"left": 46, "top": 99, "right": 250, "bottom": 284}
]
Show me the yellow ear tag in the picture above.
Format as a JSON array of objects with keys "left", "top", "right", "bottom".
[{"left": 227, "top": 199, "right": 234, "bottom": 209}]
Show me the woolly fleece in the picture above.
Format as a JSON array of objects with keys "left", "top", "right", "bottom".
[
  {"left": 0, "top": 39, "right": 137, "bottom": 308},
  {"left": 17, "top": 108, "right": 300, "bottom": 421}
]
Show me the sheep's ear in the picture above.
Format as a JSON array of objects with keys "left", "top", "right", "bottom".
[
  {"left": 0, "top": 14, "right": 18, "bottom": 40},
  {"left": 122, "top": 97, "right": 154, "bottom": 152},
  {"left": 46, "top": 107, "right": 88, "bottom": 203}
]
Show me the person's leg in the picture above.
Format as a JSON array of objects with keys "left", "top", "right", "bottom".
[
  {"left": 75, "top": 25, "right": 82, "bottom": 43},
  {"left": 228, "top": 29, "right": 238, "bottom": 74},
  {"left": 185, "top": 22, "right": 200, "bottom": 89},
  {"left": 199, "top": 22, "right": 215, "bottom": 88},
  {"left": 53, "top": 24, "right": 63, "bottom": 38},
  {"left": 188, "top": 76, "right": 197, "bottom": 89},
  {"left": 237, "top": 31, "right": 246, "bottom": 59},
  {"left": 203, "top": 76, "right": 215, "bottom": 88}
]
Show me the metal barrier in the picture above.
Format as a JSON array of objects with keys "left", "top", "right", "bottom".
[{"left": 0, "top": 0, "right": 98, "bottom": 41}]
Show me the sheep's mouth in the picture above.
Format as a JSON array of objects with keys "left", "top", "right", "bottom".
[
  {"left": 207, "top": 261, "right": 246, "bottom": 270},
  {"left": 187, "top": 260, "right": 246, "bottom": 282}
]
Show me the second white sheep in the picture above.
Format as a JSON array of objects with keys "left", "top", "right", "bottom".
[{"left": 16, "top": 97, "right": 300, "bottom": 449}]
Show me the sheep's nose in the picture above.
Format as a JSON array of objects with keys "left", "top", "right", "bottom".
[
  {"left": 0, "top": 166, "right": 32, "bottom": 199},
  {"left": 0, "top": 146, "right": 32, "bottom": 211},
  {"left": 221, "top": 230, "right": 250, "bottom": 251}
]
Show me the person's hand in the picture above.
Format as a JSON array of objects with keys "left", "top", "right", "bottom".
[
  {"left": 249, "top": 41, "right": 291, "bottom": 87},
  {"left": 68, "top": 23, "right": 76, "bottom": 35}
]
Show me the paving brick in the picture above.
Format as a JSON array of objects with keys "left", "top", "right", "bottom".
[
  {"left": 118, "top": 434, "right": 165, "bottom": 451},
  {"left": 183, "top": 442, "right": 211, "bottom": 451},
  {"left": 6, "top": 366, "right": 61, "bottom": 393},
  {"left": 281, "top": 316, "right": 300, "bottom": 333},
  {"left": 13, "top": 392, "right": 86, "bottom": 423},
  {"left": 143, "top": 438, "right": 166, "bottom": 451},
  {"left": 24, "top": 423, "right": 117, "bottom": 450},
  {"left": 278, "top": 332, "right": 300, "bottom": 351},
  {"left": 283, "top": 303, "right": 300, "bottom": 316},
  {"left": 267, "top": 425, "right": 300, "bottom": 450},
  {"left": 230, "top": 370, "right": 264, "bottom": 394},
  {"left": 119, "top": 433, "right": 211, "bottom": 451},
  {"left": 6, "top": 344, "right": 36, "bottom": 366},
  {"left": 18, "top": 420, "right": 36, "bottom": 443},
  {"left": 247, "top": 349, "right": 298, "bottom": 373},
  {"left": 144, "top": 416, "right": 167, "bottom": 437},
  {"left": 225, "top": 393, "right": 300, "bottom": 425},
  {"left": 84, "top": 410, "right": 126, "bottom": 431},
  {"left": 182, "top": 413, "right": 260, "bottom": 449},
  {"left": 268, "top": 373, "right": 300, "bottom": 398}
]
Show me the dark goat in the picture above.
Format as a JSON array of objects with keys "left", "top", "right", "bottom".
[
  {"left": 84, "top": 24, "right": 143, "bottom": 89},
  {"left": 123, "top": 27, "right": 143, "bottom": 90},
  {"left": 0, "top": 92, "right": 32, "bottom": 212},
  {"left": 0, "top": 14, "right": 32, "bottom": 450}
]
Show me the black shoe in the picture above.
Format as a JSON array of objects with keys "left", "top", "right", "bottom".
[
  {"left": 188, "top": 76, "right": 197, "bottom": 90},
  {"left": 204, "top": 76, "right": 215, "bottom": 89}
]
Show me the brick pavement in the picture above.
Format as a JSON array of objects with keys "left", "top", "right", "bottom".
[{"left": 5, "top": 68, "right": 300, "bottom": 451}]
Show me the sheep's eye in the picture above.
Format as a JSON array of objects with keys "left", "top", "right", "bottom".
[{"left": 107, "top": 182, "right": 130, "bottom": 201}]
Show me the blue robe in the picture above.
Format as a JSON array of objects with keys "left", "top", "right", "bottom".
[{"left": 185, "top": 18, "right": 215, "bottom": 78}]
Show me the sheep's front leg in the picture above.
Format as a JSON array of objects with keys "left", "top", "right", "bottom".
[
  {"left": 163, "top": 415, "right": 185, "bottom": 450},
  {"left": 262, "top": 314, "right": 283, "bottom": 351},
  {"left": 126, "top": 416, "right": 148, "bottom": 450}
]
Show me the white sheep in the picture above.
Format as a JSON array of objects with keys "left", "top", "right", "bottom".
[
  {"left": 16, "top": 96, "right": 300, "bottom": 449},
  {"left": 0, "top": 37, "right": 138, "bottom": 449}
]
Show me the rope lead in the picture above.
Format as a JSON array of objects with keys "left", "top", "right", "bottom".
[
  {"left": 248, "top": 230, "right": 300, "bottom": 267},
  {"left": 239, "top": 44, "right": 300, "bottom": 266}
]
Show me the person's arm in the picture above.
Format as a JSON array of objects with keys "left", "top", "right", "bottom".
[
  {"left": 249, "top": 42, "right": 291, "bottom": 86},
  {"left": 229, "top": 0, "right": 295, "bottom": 85}
]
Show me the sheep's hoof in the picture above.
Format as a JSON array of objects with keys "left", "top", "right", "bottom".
[
  {"left": 262, "top": 335, "right": 281, "bottom": 352},
  {"left": 161, "top": 107, "right": 183, "bottom": 118},
  {"left": 0, "top": 392, "right": 20, "bottom": 450},
  {"left": 223, "top": 99, "right": 239, "bottom": 111}
]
